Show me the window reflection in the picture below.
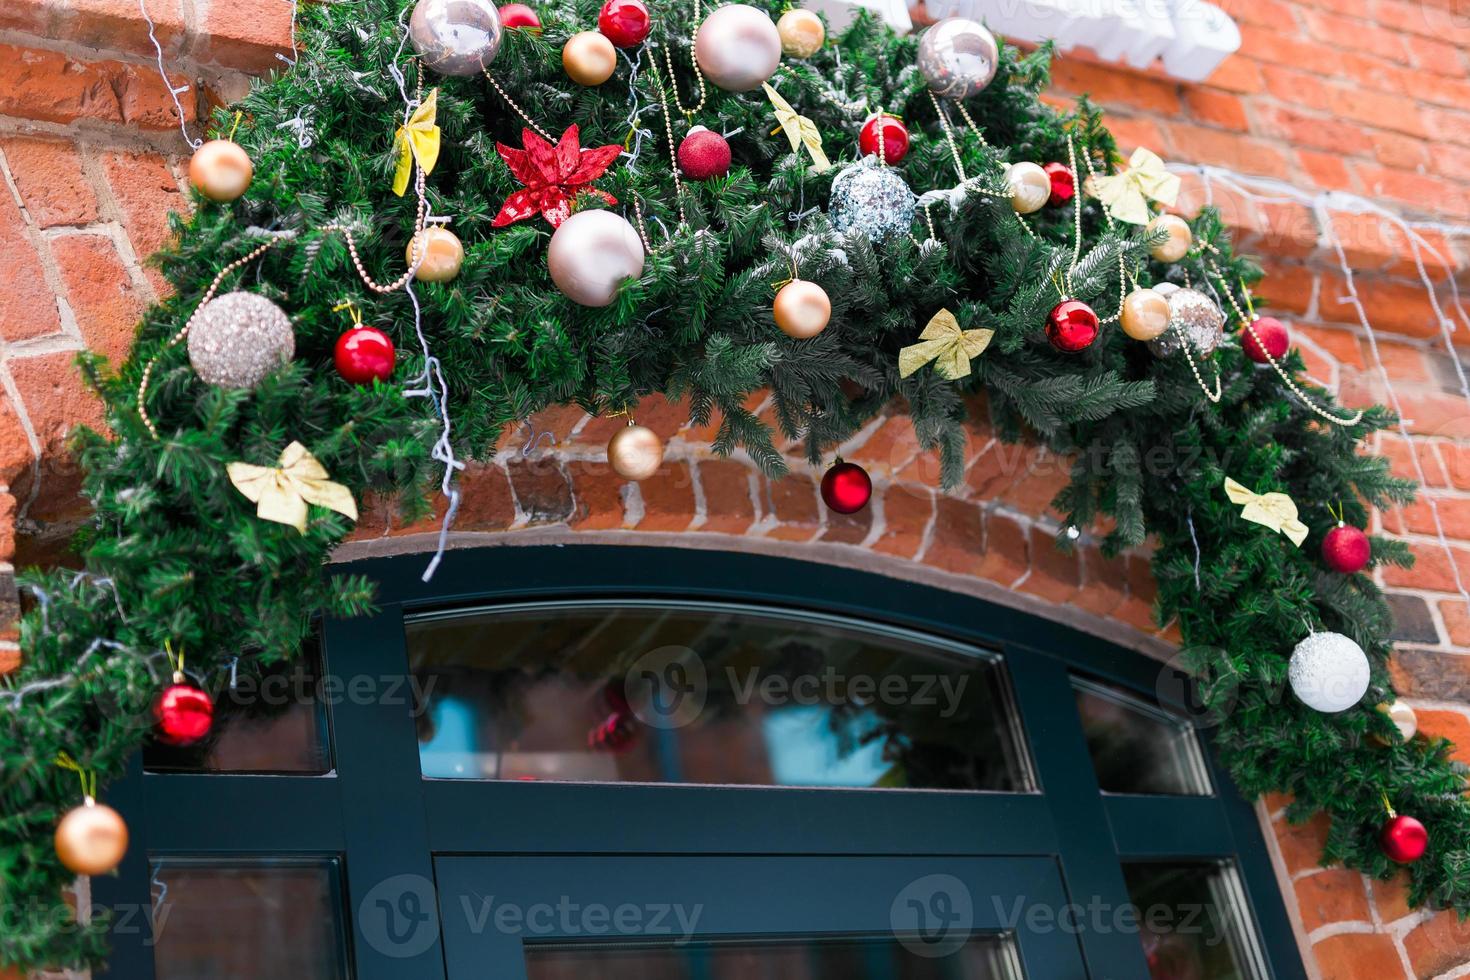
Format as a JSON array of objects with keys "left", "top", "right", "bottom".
[
  {"left": 1073, "top": 678, "right": 1211, "bottom": 796},
  {"left": 1123, "top": 862, "right": 1268, "bottom": 980},
  {"left": 524, "top": 935, "right": 1022, "bottom": 979},
  {"left": 407, "top": 601, "right": 1032, "bottom": 792}
]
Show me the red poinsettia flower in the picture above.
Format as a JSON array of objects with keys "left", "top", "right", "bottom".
[{"left": 492, "top": 125, "right": 624, "bottom": 228}]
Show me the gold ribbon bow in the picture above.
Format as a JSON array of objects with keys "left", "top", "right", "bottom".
[
  {"left": 762, "top": 83, "right": 830, "bottom": 173},
  {"left": 899, "top": 309, "right": 995, "bottom": 380},
  {"left": 227, "top": 442, "right": 359, "bottom": 534},
  {"left": 1223, "top": 477, "right": 1308, "bottom": 547},
  {"left": 1083, "top": 147, "right": 1180, "bottom": 225},
  {"left": 393, "top": 88, "right": 442, "bottom": 196}
]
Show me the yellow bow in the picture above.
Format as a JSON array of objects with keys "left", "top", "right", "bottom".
[
  {"left": 393, "top": 88, "right": 441, "bottom": 196},
  {"left": 227, "top": 441, "right": 359, "bottom": 534},
  {"left": 899, "top": 309, "right": 995, "bottom": 380},
  {"left": 762, "top": 83, "right": 830, "bottom": 173},
  {"left": 1083, "top": 147, "right": 1180, "bottom": 225},
  {"left": 1223, "top": 477, "right": 1308, "bottom": 547}
]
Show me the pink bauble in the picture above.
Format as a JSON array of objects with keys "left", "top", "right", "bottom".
[
  {"left": 547, "top": 210, "right": 646, "bottom": 307},
  {"left": 694, "top": 4, "right": 781, "bottom": 92}
]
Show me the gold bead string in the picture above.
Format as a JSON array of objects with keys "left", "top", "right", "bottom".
[
  {"left": 1174, "top": 323, "right": 1223, "bottom": 404},
  {"left": 662, "top": 0, "right": 707, "bottom": 119},
  {"left": 927, "top": 90, "right": 967, "bottom": 183},
  {"left": 320, "top": 167, "right": 430, "bottom": 294},
  {"left": 1064, "top": 133, "right": 1083, "bottom": 294},
  {"left": 652, "top": 71, "right": 688, "bottom": 228},
  {"left": 136, "top": 238, "right": 284, "bottom": 439},
  {"left": 633, "top": 198, "right": 654, "bottom": 252},
  {"left": 953, "top": 100, "right": 990, "bottom": 149},
  {"left": 1204, "top": 257, "right": 1364, "bottom": 427},
  {"left": 482, "top": 69, "right": 555, "bottom": 143}
]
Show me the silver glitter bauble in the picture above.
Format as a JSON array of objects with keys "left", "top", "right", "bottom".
[
  {"left": 1147, "top": 287, "right": 1225, "bottom": 358},
  {"left": 187, "top": 291, "right": 294, "bottom": 390},
  {"left": 917, "top": 18, "right": 999, "bottom": 98},
  {"left": 410, "top": 0, "right": 503, "bottom": 77},
  {"left": 1289, "top": 631, "right": 1370, "bottom": 713},
  {"left": 829, "top": 159, "right": 916, "bottom": 243}
]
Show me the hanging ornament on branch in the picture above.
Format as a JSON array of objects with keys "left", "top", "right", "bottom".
[
  {"left": 821, "top": 459, "right": 872, "bottom": 514},
  {"left": 1084, "top": 147, "right": 1180, "bottom": 225},
  {"left": 829, "top": 158, "right": 915, "bottom": 242},
  {"left": 1043, "top": 162, "right": 1075, "bottom": 206},
  {"left": 598, "top": 0, "right": 650, "bottom": 47},
  {"left": 695, "top": 4, "right": 782, "bottom": 92},
  {"left": 1322, "top": 501, "right": 1372, "bottom": 574},
  {"left": 547, "top": 209, "right": 646, "bottom": 307},
  {"left": 777, "top": 8, "right": 825, "bottom": 58},
  {"left": 189, "top": 136, "right": 253, "bottom": 203},
  {"left": 1380, "top": 797, "right": 1429, "bottom": 864},
  {"left": 1120, "top": 287, "right": 1171, "bottom": 341},
  {"left": 406, "top": 226, "right": 464, "bottom": 283},
  {"left": 53, "top": 754, "right": 129, "bottom": 877},
  {"left": 227, "top": 441, "right": 359, "bottom": 534},
  {"left": 859, "top": 113, "right": 909, "bottom": 165},
  {"left": 1375, "top": 699, "right": 1418, "bottom": 743},
  {"left": 392, "top": 88, "right": 441, "bottom": 196},
  {"left": 563, "top": 31, "right": 617, "bottom": 85},
  {"left": 917, "top": 18, "right": 999, "bottom": 97},
  {"left": 492, "top": 125, "right": 623, "bottom": 227},
  {"left": 773, "top": 279, "right": 832, "bottom": 339},
  {"left": 608, "top": 421, "right": 664, "bottom": 480},
  {"left": 677, "top": 127, "right": 732, "bottom": 180},
  {"left": 498, "top": 3, "right": 540, "bottom": 29},
  {"left": 332, "top": 302, "right": 396, "bottom": 386},
  {"left": 188, "top": 291, "right": 295, "bottom": 390},
  {"left": 1223, "top": 477, "right": 1308, "bottom": 547},
  {"left": 1288, "top": 630, "right": 1370, "bottom": 713},
  {"left": 410, "top": 0, "right": 504, "bottom": 76},
  {"left": 1147, "top": 283, "right": 1224, "bottom": 359},
  {"left": 1006, "top": 162, "right": 1052, "bottom": 215},
  {"left": 900, "top": 308, "right": 994, "bottom": 379},
  {"left": 1146, "top": 213, "right": 1193, "bottom": 262},
  {"left": 154, "top": 643, "right": 214, "bottom": 747},
  {"left": 1241, "top": 314, "right": 1290, "bottom": 364},
  {"left": 1045, "top": 299, "right": 1100, "bottom": 353}
]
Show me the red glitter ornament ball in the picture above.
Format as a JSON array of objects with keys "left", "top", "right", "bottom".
[
  {"left": 1242, "top": 315, "right": 1290, "bottom": 364},
  {"left": 677, "top": 127, "right": 732, "bottom": 180},
  {"left": 334, "top": 326, "right": 396, "bottom": 385},
  {"left": 1043, "top": 162, "right": 1075, "bottom": 206},
  {"left": 1380, "top": 813, "right": 1428, "bottom": 864},
  {"left": 859, "top": 114, "right": 909, "bottom": 164},
  {"left": 498, "top": 3, "right": 541, "bottom": 29},
  {"left": 155, "top": 679, "right": 214, "bottom": 746},
  {"left": 1321, "top": 523, "right": 1371, "bottom": 574},
  {"left": 598, "top": 0, "right": 651, "bottom": 47},
  {"left": 1045, "top": 299, "right": 1100, "bottom": 353},
  {"left": 821, "top": 461, "right": 872, "bottom": 514}
]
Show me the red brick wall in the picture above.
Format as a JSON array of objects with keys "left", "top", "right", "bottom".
[{"left": 3, "top": 2, "right": 1470, "bottom": 978}]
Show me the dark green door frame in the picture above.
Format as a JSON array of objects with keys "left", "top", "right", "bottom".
[{"left": 98, "top": 543, "right": 1307, "bottom": 980}]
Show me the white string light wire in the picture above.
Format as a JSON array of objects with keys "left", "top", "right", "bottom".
[
  {"left": 137, "top": 0, "right": 201, "bottom": 150},
  {"left": 1173, "top": 163, "right": 1470, "bottom": 615}
]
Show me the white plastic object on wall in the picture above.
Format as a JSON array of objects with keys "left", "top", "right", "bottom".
[{"left": 813, "top": 0, "right": 1240, "bottom": 82}]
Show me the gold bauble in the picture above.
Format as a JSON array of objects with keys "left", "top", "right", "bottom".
[
  {"left": 777, "top": 8, "right": 825, "bottom": 58},
  {"left": 1147, "top": 213, "right": 1193, "bottom": 263},
  {"left": 55, "top": 799, "right": 129, "bottom": 876},
  {"left": 608, "top": 423, "right": 664, "bottom": 481},
  {"left": 563, "top": 31, "right": 617, "bottom": 86},
  {"left": 406, "top": 227, "right": 464, "bottom": 282},
  {"left": 773, "top": 280, "right": 831, "bottom": 339},
  {"left": 1006, "top": 161, "right": 1050, "bottom": 215},
  {"left": 188, "top": 139, "right": 253, "bottom": 202},
  {"left": 1120, "top": 288, "right": 1171, "bottom": 341},
  {"left": 1372, "top": 699, "right": 1418, "bottom": 745}
]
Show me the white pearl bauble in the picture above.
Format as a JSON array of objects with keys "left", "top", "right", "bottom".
[
  {"left": 694, "top": 4, "right": 782, "bottom": 92},
  {"left": 1006, "top": 162, "right": 1050, "bottom": 214},
  {"left": 1289, "top": 631, "right": 1371, "bottom": 713},
  {"left": 547, "top": 210, "right": 646, "bottom": 307},
  {"left": 1147, "top": 213, "right": 1193, "bottom": 263}
]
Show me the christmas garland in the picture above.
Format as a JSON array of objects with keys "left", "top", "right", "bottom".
[{"left": 4, "top": 0, "right": 1470, "bottom": 968}]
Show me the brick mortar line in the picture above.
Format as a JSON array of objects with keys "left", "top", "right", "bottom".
[
  {"left": 0, "top": 114, "right": 194, "bottom": 157},
  {"left": 0, "top": 24, "right": 261, "bottom": 83}
]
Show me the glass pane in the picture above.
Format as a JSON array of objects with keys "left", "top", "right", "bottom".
[
  {"left": 407, "top": 601, "right": 1032, "bottom": 792},
  {"left": 525, "top": 935, "right": 1021, "bottom": 979},
  {"left": 149, "top": 857, "right": 349, "bottom": 979},
  {"left": 1123, "top": 862, "right": 1268, "bottom": 980},
  {"left": 144, "top": 635, "right": 332, "bottom": 774},
  {"left": 1073, "top": 678, "right": 1211, "bottom": 796}
]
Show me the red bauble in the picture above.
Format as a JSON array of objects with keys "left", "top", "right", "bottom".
[
  {"left": 677, "top": 127, "right": 732, "bottom": 180},
  {"left": 598, "top": 0, "right": 651, "bottom": 47},
  {"left": 821, "top": 461, "right": 872, "bottom": 514},
  {"left": 1242, "top": 315, "right": 1290, "bottom": 364},
  {"left": 499, "top": 3, "right": 541, "bottom": 29},
  {"left": 588, "top": 710, "right": 639, "bottom": 752},
  {"left": 334, "top": 326, "right": 396, "bottom": 385},
  {"left": 1322, "top": 523, "right": 1371, "bottom": 574},
  {"left": 155, "top": 679, "right": 214, "bottom": 746},
  {"left": 859, "top": 114, "right": 909, "bottom": 164},
  {"left": 1045, "top": 299, "right": 1100, "bottom": 353},
  {"left": 1043, "top": 162, "right": 1075, "bottom": 206},
  {"left": 1380, "top": 813, "right": 1428, "bottom": 864}
]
